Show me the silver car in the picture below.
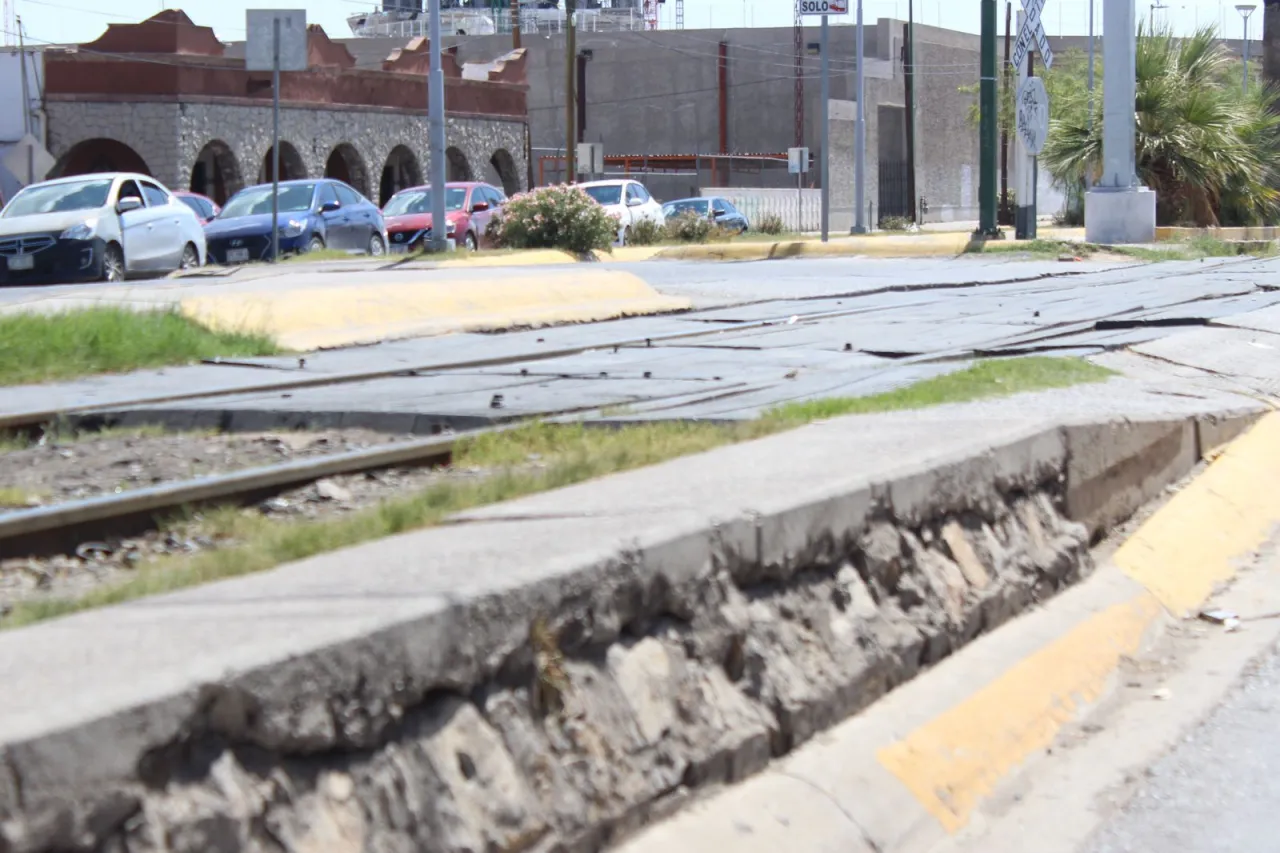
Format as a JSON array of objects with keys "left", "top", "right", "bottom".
[{"left": 0, "top": 172, "right": 207, "bottom": 284}]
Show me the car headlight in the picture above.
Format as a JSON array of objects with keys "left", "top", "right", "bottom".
[
  {"left": 445, "top": 217, "right": 458, "bottom": 233},
  {"left": 59, "top": 221, "right": 96, "bottom": 241},
  {"left": 277, "top": 219, "right": 306, "bottom": 238}
]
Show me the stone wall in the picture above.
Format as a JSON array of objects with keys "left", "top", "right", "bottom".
[{"left": 45, "top": 98, "right": 528, "bottom": 203}]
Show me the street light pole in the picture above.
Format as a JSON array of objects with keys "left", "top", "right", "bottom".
[
  {"left": 1237, "top": 4, "right": 1257, "bottom": 94},
  {"left": 428, "top": 0, "right": 448, "bottom": 252}
]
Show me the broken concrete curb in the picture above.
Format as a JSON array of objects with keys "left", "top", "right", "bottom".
[{"left": 0, "top": 404, "right": 1264, "bottom": 852}]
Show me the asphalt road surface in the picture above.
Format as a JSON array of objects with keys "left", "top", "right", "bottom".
[
  {"left": 1082, "top": 641, "right": 1280, "bottom": 852},
  {"left": 4, "top": 254, "right": 1280, "bottom": 434}
]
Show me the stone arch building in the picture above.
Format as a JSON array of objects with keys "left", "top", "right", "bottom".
[{"left": 43, "top": 11, "right": 529, "bottom": 206}]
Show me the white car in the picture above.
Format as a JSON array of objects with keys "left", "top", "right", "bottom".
[
  {"left": 0, "top": 172, "right": 207, "bottom": 284},
  {"left": 578, "top": 179, "right": 665, "bottom": 246}
]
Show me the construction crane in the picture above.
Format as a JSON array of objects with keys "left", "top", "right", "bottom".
[
  {"left": 793, "top": 0, "right": 803, "bottom": 146},
  {"left": 2, "top": 0, "right": 15, "bottom": 46}
]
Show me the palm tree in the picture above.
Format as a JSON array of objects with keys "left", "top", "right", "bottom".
[
  {"left": 1265, "top": 0, "right": 1280, "bottom": 91},
  {"left": 1042, "top": 24, "right": 1280, "bottom": 227}
]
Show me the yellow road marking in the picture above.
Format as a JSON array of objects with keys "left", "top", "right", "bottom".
[{"left": 878, "top": 411, "right": 1280, "bottom": 834}]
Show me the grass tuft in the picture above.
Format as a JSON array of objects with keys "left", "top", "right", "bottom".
[
  {"left": 0, "top": 356, "right": 1115, "bottom": 628},
  {"left": 0, "top": 308, "right": 279, "bottom": 387}
]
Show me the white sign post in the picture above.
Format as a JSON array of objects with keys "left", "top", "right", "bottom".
[
  {"left": 246, "top": 9, "right": 307, "bottom": 263},
  {"left": 788, "top": 146, "right": 809, "bottom": 232},
  {"left": 798, "top": 0, "right": 846, "bottom": 241}
]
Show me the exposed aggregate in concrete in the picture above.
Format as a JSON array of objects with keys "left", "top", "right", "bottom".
[{"left": 0, "top": 478, "right": 1090, "bottom": 853}]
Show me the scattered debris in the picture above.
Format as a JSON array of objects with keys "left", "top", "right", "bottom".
[
  {"left": 313, "top": 478, "right": 353, "bottom": 503},
  {"left": 1152, "top": 687, "right": 1173, "bottom": 701},
  {"left": 1198, "top": 608, "right": 1242, "bottom": 631}
]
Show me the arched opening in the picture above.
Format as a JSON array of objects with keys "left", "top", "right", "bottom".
[
  {"left": 257, "top": 141, "right": 307, "bottom": 184},
  {"left": 489, "top": 148, "right": 521, "bottom": 196},
  {"left": 324, "top": 143, "right": 371, "bottom": 197},
  {"left": 445, "top": 146, "right": 473, "bottom": 182},
  {"left": 189, "top": 140, "right": 242, "bottom": 205},
  {"left": 379, "top": 145, "right": 423, "bottom": 205},
  {"left": 51, "top": 138, "right": 150, "bottom": 179}
]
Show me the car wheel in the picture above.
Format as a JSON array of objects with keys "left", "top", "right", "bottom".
[
  {"left": 102, "top": 243, "right": 125, "bottom": 283},
  {"left": 180, "top": 243, "right": 200, "bottom": 270},
  {"left": 367, "top": 233, "right": 386, "bottom": 257},
  {"left": 308, "top": 235, "right": 325, "bottom": 253},
  {"left": 463, "top": 232, "right": 477, "bottom": 252}
]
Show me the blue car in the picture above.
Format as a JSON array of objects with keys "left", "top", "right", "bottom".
[
  {"left": 662, "top": 196, "right": 750, "bottom": 234},
  {"left": 204, "top": 178, "right": 388, "bottom": 264}
]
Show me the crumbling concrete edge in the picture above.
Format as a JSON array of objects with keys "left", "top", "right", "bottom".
[{"left": 0, "top": 407, "right": 1265, "bottom": 853}]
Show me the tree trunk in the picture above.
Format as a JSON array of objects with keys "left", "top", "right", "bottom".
[{"left": 1265, "top": 0, "right": 1280, "bottom": 92}]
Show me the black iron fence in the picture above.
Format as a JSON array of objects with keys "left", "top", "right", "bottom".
[{"left": 878, "top": 159, "right": 913, "bottom": 223}]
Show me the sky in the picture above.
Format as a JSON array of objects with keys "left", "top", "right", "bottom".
[{"left": 2, "top": 0, "right": 1263, "bottom": 51}]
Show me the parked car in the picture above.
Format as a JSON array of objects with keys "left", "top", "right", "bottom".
[
  {"left": 577, "top": 179, "right": 664, "bottom": 245},
  {"left": 662, "top": 196, "right": 750, "bottom": 234},
  {"left": 204, "top": 178, "right": 387, "bottom": 264},
  {"left": 382, "top": 182, "right": 505, "bottom": 252},
  {"left": 0, "top": 172, "right": 206, "bottom": 284},
  {"left": 174, "top": 190, "right": 221, "bottom": 225}
]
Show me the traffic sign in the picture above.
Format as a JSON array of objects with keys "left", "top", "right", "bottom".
[
  {"left": 798, "top": 0, "right": 847, "bottom": 16},
  {"left": 1016, "top": 77, "right": 1050, "bottom": 155},
  {"left": 788, "top": 147, "right": 810, "bottom": 174},
  {"left": 1012, "top": 0, "right": 1053, "bottom": 70}
]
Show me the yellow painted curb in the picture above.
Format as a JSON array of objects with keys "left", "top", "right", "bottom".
[
  {"left": 430, "top": 249, "right": 579, "bottom": 268},
  {"left": 877, "top": 411, "right": 1280, "bottom": 834},
  {"left": 1156, "top": 225, "right": 1280, "bottom": 242},
  {"left": 180, "top": 270, "right": 691, "bottom": 351}
]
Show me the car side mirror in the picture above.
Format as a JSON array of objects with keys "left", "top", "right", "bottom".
[
  {"left": 320, "top": 200, "right": 341, "bottom": 213},
  {"left": 627, "top": 197, "right": 643, "bottom": 207},
  {"left": 713, "top": 208, "right": 727, "bottom": 217},
  {"left": 116, "top": 197, "right": 143, "bottom": 214},
  {"left": 470, "top": 201, "right": 490, "bottom": 212}
]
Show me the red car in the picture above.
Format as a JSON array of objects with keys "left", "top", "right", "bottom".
[
  {"left": 382, "top": 181, "right": 505, "bottom": 252},
  {"left": 173, "top": 191, "right": 221, "bottom": 224}
]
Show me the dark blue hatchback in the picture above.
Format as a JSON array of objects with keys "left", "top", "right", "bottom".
[{"left": 204, "top": 178, "right": 388, "bottom": 264}]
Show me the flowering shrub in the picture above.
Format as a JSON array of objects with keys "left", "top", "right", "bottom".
[
  {"left": 664, "top": 210, "right": 715, "bottom": 243},
  {"left": 488, "top": 184, "right": 619, "bottom": 253},
  {"left": 627, "top": 217, "right": 665, "bottom": 246}
]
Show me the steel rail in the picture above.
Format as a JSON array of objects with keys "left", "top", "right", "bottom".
[{"left": 0, "top": 426, "right": 521, "bottom": 559}]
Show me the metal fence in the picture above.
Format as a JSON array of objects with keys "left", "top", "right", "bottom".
[
  {"left": 877, "top": 159, "right": 913, "bottom": 223},
  {"left": 710, "top": 188, "right": 822, "bottom": 233}
]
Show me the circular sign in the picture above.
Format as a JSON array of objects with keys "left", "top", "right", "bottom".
[{"left": 1016, "top": 77, "right": 1050, "bottom": 156}]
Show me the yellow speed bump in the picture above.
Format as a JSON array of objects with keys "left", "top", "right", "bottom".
[
  {"left": 181, "top": 270, "right": 690, "bottom": 351},
  {"left": 877, "top": 411, "right": 1280, "bottom": 835}
]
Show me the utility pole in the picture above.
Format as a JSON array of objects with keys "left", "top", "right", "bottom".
[
  {"left": 853, "top": 0, "right": 867, "bottom": 233},
  {"left": 904, "top": 3, "right": 917, "bottom": 224},
  {"left": 428, "top": 0, "right": 448, "bottom": 250},
  {"left": 565, "top": 0, "right": 576, "bottom": 182},
  {"left": 271, "top": 18, "right": 280, "bottom": 262},
  {"left": 820, "top": 14, "right": 829, "bottom": 242},
  {"left": 1000, "top": 0, "right": 1011, "bottom": 224},
  {"left": 978, "top": 0, "right": 999, "bottom": 236}
]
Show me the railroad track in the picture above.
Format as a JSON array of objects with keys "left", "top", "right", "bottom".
[{"left": 0, "top": 427, "right": 505, "bottom": 559}]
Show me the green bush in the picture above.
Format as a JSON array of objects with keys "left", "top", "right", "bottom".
[
  {"left": 664, "top": 210, "right": 715, "bottom": 243},
  {"left": 488, "top": 184, "right": 619, "bottom": 253},
  {"left": 627, "top": 217, "right": 665, "bottom": 246},
  {"left": 757, "top": 213, "right": 785, "bottom": 235},
  {"left": 879, "top": 215, "right": 912, "bottom": 232}
]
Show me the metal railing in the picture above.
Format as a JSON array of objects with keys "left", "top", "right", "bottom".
[{"left": 351, "top": 7, "right": 644, "bottom": 37}]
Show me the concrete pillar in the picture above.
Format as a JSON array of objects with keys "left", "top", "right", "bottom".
[{"left": 1085, "top": 0, "right": 1156, "bottom": 243}]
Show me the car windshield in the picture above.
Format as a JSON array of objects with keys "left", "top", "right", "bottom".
[
  {"left": 2, "top": 179, "right": 112, "bottom": 217},
  {"left": 664, "top": 199, "right": 709, "bottom": 216},
  {"left": 219, "top": 184, "right": 316, "bottom": 218},
  {"left": 383, "top": 188, "right": 467, "bottom": 216},
  {"left": 583, "top": 185, "right": 623, "bottom": 206}
]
